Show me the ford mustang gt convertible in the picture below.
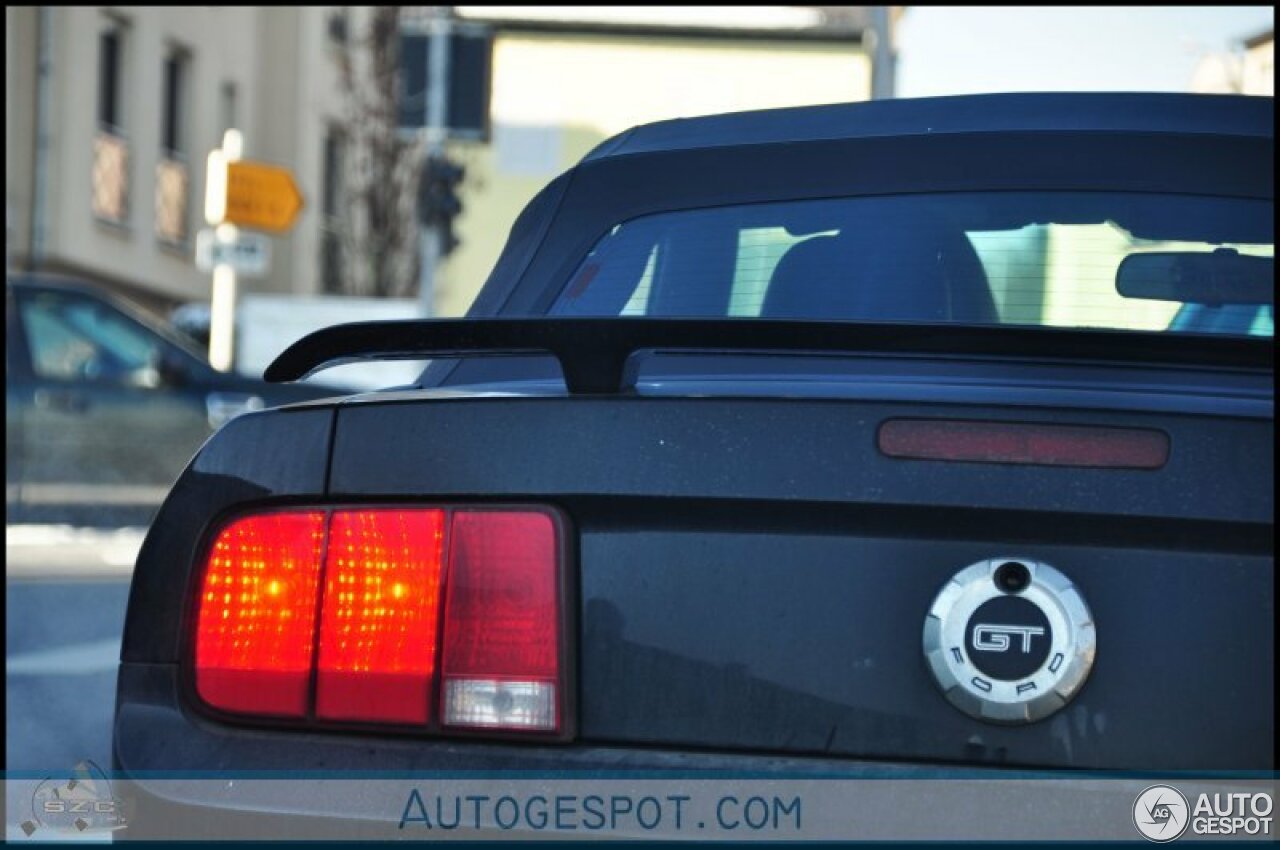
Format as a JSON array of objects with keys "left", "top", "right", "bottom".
[{"left": 110, "top": 92, "right": 1273, "bottom": 839}]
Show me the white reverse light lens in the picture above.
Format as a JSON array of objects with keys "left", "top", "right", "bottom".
[{"left": 443, "top": 679, "right": 556, "bottom": 731}]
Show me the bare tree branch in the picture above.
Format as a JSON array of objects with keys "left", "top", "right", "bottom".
[{"left": 329, "top": 5, "right": 425, "bottom": 297}]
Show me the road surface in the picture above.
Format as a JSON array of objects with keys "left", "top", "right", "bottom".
[{"left": 6, "top": 526, "right": 141, "bottom": 773}]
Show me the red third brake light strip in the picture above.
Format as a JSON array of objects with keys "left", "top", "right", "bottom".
[
  {"left": 194, "top": 507, "right": 562, "bottom": 735},
  {"left": 878, "top": 418, "right": 1170, "bottom": 469}
]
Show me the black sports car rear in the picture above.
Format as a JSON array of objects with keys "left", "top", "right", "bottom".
[{"left": 112, "top": 92, "right": 1274, "bottom": 839}]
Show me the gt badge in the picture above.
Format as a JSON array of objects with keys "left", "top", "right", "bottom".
[{"left": 923, "top": 558, "right": 1095, "bottom": 724}]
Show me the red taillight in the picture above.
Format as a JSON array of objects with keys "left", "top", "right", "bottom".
[
  {"left": 194, "top": 512, "right": 326, "bottom": 717},
  {"left": 442, "top": 511, "right": 560, "bottom": 731},
  {"left": 192, "top": 506, "right": 564, "bottom": 735},
  {"left": 878, "top": 419, "right": 1170, "bottom": 469},
  {"left": 315, "top": 509, "right": 445, "bottom": 724}
]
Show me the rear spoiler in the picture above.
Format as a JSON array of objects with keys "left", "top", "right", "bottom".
[{"left": 264, "top": 318, "right": 1273, "bottom": 395}]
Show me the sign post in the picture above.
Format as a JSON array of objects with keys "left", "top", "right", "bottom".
[
  {"left": 205, "top": 131, "right": 243, "bottom": 372},
  {"left": 203, "top": 130, "right": 303, "bottom": 371}
]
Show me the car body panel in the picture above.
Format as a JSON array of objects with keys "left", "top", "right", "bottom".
[
  {"left": 120, "top": 406, "right": 335, "bottom": 663},
  {"left": 115, "top": 383, "right": 1273, "bottom": 770}
]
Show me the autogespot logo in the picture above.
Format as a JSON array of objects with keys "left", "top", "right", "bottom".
[{"left": 1133, "top": 785, "right": 1190, "bottom": 843}]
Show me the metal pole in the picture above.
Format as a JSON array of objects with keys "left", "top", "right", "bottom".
[
  {"left": 208, "top": 130, "right": 243, "bottom": 371},
  {"left": 208, "top": 257, "right": 238, "bottom": 371},
  {"left": 869, "top": 6, "right": 895, "bottom": 100},
  {"left": 30, "top": 6, "right": 53, "bottom": 269},
  {"left": 416, "top": 6, "right": 451, "bottom": 318}
]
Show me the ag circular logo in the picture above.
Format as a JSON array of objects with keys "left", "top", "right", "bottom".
[
  {"left": 1132, "top": 785, "right": 1190, "bottom": 842},
  {"left": 923, "top": 558, "right": 1096, "bottom": 724}
]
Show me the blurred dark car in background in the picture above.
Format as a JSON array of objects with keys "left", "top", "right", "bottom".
[{"left": 5, "top": 275, "right": 352, "bottom": 526}]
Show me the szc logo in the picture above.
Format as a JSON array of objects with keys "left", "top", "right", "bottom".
[
  {"left": 972, "top": 623, "right": 1045, "bottom": 653},
  {"left": 1133, "top": 785, "right": 1190, "bottom": 842}
]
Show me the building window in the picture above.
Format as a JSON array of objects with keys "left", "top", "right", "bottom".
[
  {"left": 447, "top": 26, "right": 493, "bottom": 140},
  {"left": 328, "top": 9, "right": 350, "bottom": 47},
  {"left": 156, "top": 46, "right": 191, "bottom": 244},
  {"left": 162, "top": 48, "right": 189, "bottom": 157},
  {"left": 154, "top": 159, "right": 189, "bottom": 245},
  {"left": 94, "top": 17, "right": 130, "bottom": 225},
  {"left": 92, "top": 132, "right": 130, "bottom": 224},
  {"left": 97, "top": 21, "right": 125, "bottom": 132},
  {"left": 397, "top": 25, "right": 493, "bottom": 141}
]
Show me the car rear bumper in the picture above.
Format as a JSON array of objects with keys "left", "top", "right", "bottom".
[{"left": 111, "top": 663, "right": 1277, "bottom": 842}]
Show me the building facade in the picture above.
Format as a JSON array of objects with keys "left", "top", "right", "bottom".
[
  {"left": 7, "top": 6, "right": 887, "bottom": 321},
  {"left": 1190, "top": 26, "right": 1274, "bottom": 98},
  {"left": 431, "top": 6, "right": 882, "bottom": 316},
  {"left": 1242, "top": 29, "right": 1273, "bottom": 97},
  {"left": 5, "top": 6, "right": 346, "bottom": 313}
]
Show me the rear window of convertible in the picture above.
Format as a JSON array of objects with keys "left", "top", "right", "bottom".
[{"left": 549, "top": 192, "right": 1274, "bottom": 338}]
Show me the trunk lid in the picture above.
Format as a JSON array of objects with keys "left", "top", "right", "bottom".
[{"left": 327, "top": 364, "right": 1272, "bottom": 770}]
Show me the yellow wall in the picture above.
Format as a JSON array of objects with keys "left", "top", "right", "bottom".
[
  {"left": 437, "top": 30, "right": 871, "bottom": 316},
  {"left": 1243, "top": 36, "right": 1274, "bottom": 96}
]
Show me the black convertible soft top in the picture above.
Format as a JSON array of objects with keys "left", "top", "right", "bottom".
[
  {"left": 467, "top": 93, "right": 1272, "bottom": 319},
  {"left": 582, "top": 91, "right": 1274, "bottom": 161}
]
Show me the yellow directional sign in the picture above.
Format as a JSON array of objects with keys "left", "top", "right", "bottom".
[{"left": 220, "top": 160, "right": 304, "bottom": 233}]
